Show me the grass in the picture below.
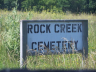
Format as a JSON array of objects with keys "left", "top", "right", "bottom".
[
  {"left": 0, "top": 9, "right": 96, "bottom": 70},
  {"left": 26, "top": 54, "right": 83, "bottom": 70}
]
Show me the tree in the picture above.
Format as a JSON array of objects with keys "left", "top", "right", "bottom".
[
  {"left": 89, "top": 0, "right": 96, "bottom": 13},
  {"left": 68, "top": 0, "right": 86, "bottom": 13},
  {"left": 4, "top": 0, "right": 18, "bottom": 10},
  {"left": 0, "top": 0, "right": 96, "bottom": 13},
  {"left": 17, "top": 0, "right": 23, "bottom": 10},
  {"left": 0, "top": 0, "right": 4, "bottom": 9},
  {"left": 56, "top": 0, "right": 70, "bottom": 12},
  {"left": 21, "top": 0, "right": 38, "bottom": 11}
]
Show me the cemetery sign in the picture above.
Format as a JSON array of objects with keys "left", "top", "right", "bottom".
[{"left": 20, "top": 20, "right": 88, "bottom": 68}]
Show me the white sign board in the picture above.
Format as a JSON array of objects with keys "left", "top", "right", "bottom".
[
  {"left": 20, "top": 20, "right": 88, "bottom": 68},
  {"left": 27, "top": 22, "right": 82, "bottom": 53}
]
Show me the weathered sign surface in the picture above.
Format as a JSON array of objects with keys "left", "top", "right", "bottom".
[{"left": 20, "top": 20, "right": 88, "bottom": 68}]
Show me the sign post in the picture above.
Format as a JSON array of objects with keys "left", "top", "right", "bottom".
[{"left": 20, "top": 20, "right": 88, "bottom": 68}]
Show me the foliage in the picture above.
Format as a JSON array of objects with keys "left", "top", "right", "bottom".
[
  {"left": 0, "top": 0, "right": 96, "bottom": 13},
  {"left": 1, "top": 9, "right": 20, "bottom": 58},
  {"left": 4, "top": 0, "right": 18, "bottom": 10},
  {"left": 0, "top": 10, "right": 96, "bottom": 69}
]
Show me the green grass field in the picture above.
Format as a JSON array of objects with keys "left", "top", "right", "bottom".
[{"left": 0, "top": 9, "right": 96, "bottom": 70}]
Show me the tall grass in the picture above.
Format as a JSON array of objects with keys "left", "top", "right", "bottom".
[{"left": 0, "top": 9, "right": 96, "bottom": 70}]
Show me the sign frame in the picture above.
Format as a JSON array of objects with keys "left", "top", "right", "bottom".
[{"left": 20, "top": 20, "right": 88, "bottom": 68}]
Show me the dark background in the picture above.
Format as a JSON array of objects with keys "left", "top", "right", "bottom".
[{"left": 0, "top": 0, "right": 96, "bottom": 13}]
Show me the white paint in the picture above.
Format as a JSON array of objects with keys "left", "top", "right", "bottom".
[
  {"left": 20, "top": 21, "right": 23, "bottom": 68},
  {"left": 27, "top": 22, "right": 82, "bottom": 53}
]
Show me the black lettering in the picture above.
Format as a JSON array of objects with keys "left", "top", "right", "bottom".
[
  {"left": 46, "top": 24, "right": 51, "bottom": 33},
  {"left": 28, "top": 25, "right": 33, "bottom": 33},
  {"left": 78, "top": 24, "right": 82, "bottom": 32},
  {"left": 60, "top": 24, "right": 65, "bottom": 33},
  {"left": 32, "top": 42, "right": 37, "bottom": 49},
  {"left": 68, "top": 41, "right": 70, "bottom": 49},
  {"left": 38, "top": 41, "right": 43, "bottom": 50},
  {"left": 72, "top": 24, "right": 77, "bottom": 32},
  {"left": 68, "top": 41, "right": 72, "bottom": 49},
  {"left": 34, "top": 24, "right": 39, "bottom": 33},
  {"left": 54, "top": 24, "right": 59, "bottom": 33},
  {"left": 66, "top": 24, "right": 71, "bottom": 33},
  {"left": 50, "top": 41, "right": 55, "bottom": 50},
  {"left": 44, "top": 42, "right": 49, "bottom": 49},
  {"left": 68, "top": 41, "right": 78, "bottom": 49},
  {"left": 75, "top": 40, "right": 78, "bottom": 49},
  {"left": 56, "top": 41, "right": 61, "bottom": 51},
  {"left": 40, "top": 24, "right": 45, "bottom": 33},
  {"left": 62, "top": 41, "right": 67, "bottom": 49}
]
